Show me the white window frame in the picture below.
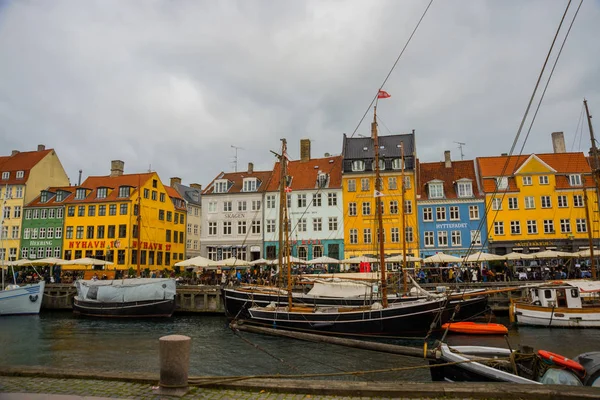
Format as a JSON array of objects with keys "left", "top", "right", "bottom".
[
  {"left": 522, "top": 176, "right": 532, "bottom": 186},
  {"left": 429, "top": 182, "right": 444, "bottom": 199},
  {"left": 351, "top": 160, "right": 365, "bottom": 172}
]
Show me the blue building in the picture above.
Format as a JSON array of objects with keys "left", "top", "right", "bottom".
[{"left": 417, "top": 151, "right": 487, "bottom": 258}]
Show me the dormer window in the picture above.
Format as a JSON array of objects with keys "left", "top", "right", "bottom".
[
  {"left": 242, "top": 178, "right": 258, "bottom": 192},
  {"left": 118, "top": 186, "right": 130, "bottom": 198},
  {"left": 40, "top": 192, "right": 48, "bottom": 203},
  {"left": 456, "top": 180, "right": 473, "bottom": 198},
  {"left": 569, "top": 174, "right": 582, "bottom": 186},
  {"left": 1, "top": 172, "right": 8, "bottom": 180},
  {"left": 317, "top": 173, "right": 329, "bottom": 188},
  {"left": 377, "top": 159, "right": 386, "bottom": 171},
  {"left": 56, "top": 191, "right": 64, "bottom": 202},
  {"left": 496, "top": 177, "right": 509, "bottom": 190},
  {"left": 428, "top": 182, "right": 444, "bottom": 199},
  {"left": 351, "top": 160, "right": 365, "bottom": 172},
  {"left": 97, "top": 187, "right": 108, "bottom": 199},
  {"left": 392, "top": 159, "right": 403, "bottom": 170},
  {"left": 16, "top": 171, "right": 24, "bottom": 179},
  {"left": 214, "top": 179, "right": 229, "bottom": 193},
  {"left": 75, "top": 188, "right": 87, "bottom": 200}
]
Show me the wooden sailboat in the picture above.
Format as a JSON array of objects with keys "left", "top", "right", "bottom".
[{"left": 241, "top": 102, "right": 487, "bottom": 335}]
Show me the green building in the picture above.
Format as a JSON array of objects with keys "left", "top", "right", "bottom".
[{"left": 21, "top": 187, "right": 73, "bottom": 260}]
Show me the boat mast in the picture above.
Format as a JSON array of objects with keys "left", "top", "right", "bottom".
[
  {"left": 277, "top": 139, "right": 287, "bottom": 288},
  {"left": 1, "top": 185, "right": 6, "bottom": 289},
  {"left": 584, "top": 99, "right": 599, "bottom": 280},
  {"left": 372, "top": 106, "right": 387, "bottom": 308},
  {"left": 400, "top": 142, "right": 408, "bottom": 293}
]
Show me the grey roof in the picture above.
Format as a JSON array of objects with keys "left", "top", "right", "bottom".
[
  {"left": 172, "top": 183, "right": 202, "bottom": 206},
  {"left": 342, "top": 133, "right": 414, "bottom": 159}
]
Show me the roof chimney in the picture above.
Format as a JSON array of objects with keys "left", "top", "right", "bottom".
[
  {"left": 300, "top": 139, "right": 311, "bottom": 162},
  {"left": 444, "top": 150, "right": 452, "bottom": 168},
  {"left": 11, "top": 150, "right": 19, "bottom": 156},
  {"left": 190, "top": 183, "right": 202, "bottom": 190},
  {"left": 110, "top": 160, "right": 124, "bottom": 177},
  {"left": 552, "top": 131, "right": 566, "bottom": 153},
  {"left": 501, "top": 153, "right": 508, "bottom": 156},
  {"left": 170, "top": 177, "right": 182, "bottom": 187},
  {"left": 248, "top": 162, "right": 254, "bottom": 173},
  {"left": 37, "top": 144, "right": 46, "bottom": 152}
]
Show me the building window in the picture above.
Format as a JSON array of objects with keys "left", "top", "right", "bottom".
[
  {"left": 522, "top": 176, "right": 532, "bottom": 186},
  {"left": 214, "top": 180, "right": 229, "bottom": 193},
  {"left": 451, "top": 231, "right": 461, "bottom": 246},
  {"left": 457, "top": 182, "right": 473, "bottom": 197},
  {"left": 266, "top": 220, "right": 275, "bottom": 233},
  {"left": 403, "top": 176, "right": 411, "bottom": 190},
  {"left": 193, "top": 224, "right": 198, "bottom": 235},
  {"left": 386, "top": 177, "right": 397, "bottom": 190},
  {"left": 48, "top": 208, "right": 54, "bottom": 219},
  {"left": 22, "top": 248, "right": 28, "bottom": 258},
  {"left": 327, "top": 192, "right": 337, "bottom": 206},
  {"left": 470, "top": 230, "right": 481, "bottom": 245},
  {"left": 313, "top": 193, "right": 322, "bottom": 207},
  {"left": 404, "top": 200, "right": 413, "bottom": 215},
  {"left": 524, "top": 196, "right": 535, "bottom": 209},
  {"left": 527, "top": 220, "right": 538, "bottom": 234},
  {"left": 429, "top": 183, "right": 444, "bottom": 199},
  {"left": 560, "top": 219, "right": 571, "bottom": 233},
  {"left": 328, "top": 217, "right": 338, "bottom": 231},
  {"left": 75, "top": 188, "right": 86, "bottom": 200},
  {"left": 543, "top": 219, "right": 555, "bottom": 234},
  {"left": 97, "top": 226, "right": 104, "bottom": 239},
  {"left": 349, "top": 229, "right": 358, "bottom": 244},
  {"left": 158, "top": 210, "right": 165, "bottom": 220},
  {"left": 15, "top": 186, "right": 23, "bottom": 198},
  {"left": 541, "top": 196, "right": 551, "bottom": 208},
  {"left": 208, "top": 222, "right": 217, "bottom": 236},
  {"left": 558, "top": 195, "right": 568, "bottom": 208},
  {"left": 573, "top": 195, "right": 584, "bottom": 207},
  {"left": 166, "top": 211, "right": 172, "bottom": 222},
  {"left": 438, "top": 231, "right": 448, "bottom": 247},
  {"left": 496, "top": 177, "right": 509, "bottom": 190},
  {"left": 97, "top": 188, "right": 107, "bottom": 199},
  {"left": 569, "top": 174, "right": 582, "bottom": 186},
  {"left": 436, "top": 207, "right": 446, "bottom": 221},
  {"left": 576, "top": 218, "right": 587, "bottom": 233},
  {"left": 266, "top": 195, "right": 276, "bottom": 210},
  {"left": 508, "top": 198, "right": 518, "bottom": 209},
  {"left": 76, "top": 206, "right": 84, "bottom": 217},
  {"left": 107, "top": 225, "right": 116, "bottom": 239},
  {"left": 469, "top": 205, "right": 480, "bottom": 220},
  {"left": 539, "top": 175, "right": 549, "bottom": 185},
  {"left": 243, "top": 178, "right": 258, "bottom": 192},
  {"left": 313, "top": 246, "right": 323, "bottom": 259},
  {"left": 491, "top": 198, "right": 502, "bottom": 210},
  {"left": 392, "top": 159, "right": 403, "bottom": 170},
  {"left": 251, "top": 220, "right": 261, "bottom": 234},
  {"left": 24, "top": 228, "right": 30, "bottom": 239},
  {"left": 223, "top": 221, "right": 232, "bottom": 235},
  {"left": 143, "top": 188, "right": 150, "bottom": 198},
  {"left": 389, "top": 201, "right": 398, "bottom": 215},
  {"left": 47, "top": 227, "right": 54, "bottom": 239},
  {"left": 11, "top": 226, "right": 19, "bottom": 239},
  {"left": 424, "top": 231, "right": 434, "bottom": 247},
  {"left": 223, "top": 201, "right": 232, "bottom": 212},
  {"left": 390, "top": 227, "right": 399, "bottom": 243},
  {"left": 76, "top": 226, "right": 84, "bottom": 239},
  {"left": 313, "top": 217, "right": 322, "bottom": 232},
  {"left": 449, "top": 206, "right": 459, "bottom": 220},
  {"left": 86, "top": 226, "right": 94, "bottom": 239},
  {"left": 494, "top": 221, "right": 504, "bottom": 235},
  {"left": 187, "top": 224, "right": 192, "bottom": 234},
  {"left": 151, "top": 191, "right": 157, "bottom": 201},
  {"left": 65, "top": 227, "right": 73, "bottom": 239},
  {"left": 160, "top": 193, "right": 165, "bottom": 202},
  {"left": 348, "top": 202, "right": 357, "bottom": 216},
  {"left": 347, "top": 179, "right": 356, "bottom": 192},
  {"left": 252, "top": 200, "right": 261, "bottom": 211},
  {"left": 67, "top": 206, "right": 75, "bottom": 217},
  {"left": 16, "top": 171, "right": 25, "bottom": 179},
  {"left": 55, "top": 227, "right": 62, "bottom": 239},
  {"left": 237, "top": 221, "right": 247, "bottom": 235},
  {"left": 405, "top": 227, "right": 414, "bottom": 243},
  {"left": 362, "top": 202, "right": 371, "bottom": 216},
  {"left": 39, "top": 228, "right": 46, "bottom": 239},
  {"left": 297, "top": 246, "right": 308, "bottom": 261},
  {"left": 25, "top": 209, "right": 31, "bottom": 219},
  {"left": 352, "top": 160, "right": 365, "bottom": 171},
  {"left": 510, "top": 221, "right": 521, "bottom": 235},
  {"left": 208, "top": 201, "right": 217, "bottom": 212},
  {"left": 296, "top": 194, "right": 306, "bottom": 208},
  {"left": 109, "top": 204, "right": 117, "bottom": 215},
  {"left": 118, "top": 186, "right": 130, "bottom": 198},
  {"left": 363, "top": 228, "right": 372, "bottom": 244},
  {"left": 361, "top": 178, "right": 370, "bottom": 192},
  {"left": 118, "top": 224, "right": 127, "bottom": 238},
  {"left": 13, "top": 206, "right": 21, "bottom": 219},
  {"left": 237, "top": 201, "right": 246, "bottom": 212},
  {"left": 423, "top": 207, "right": 433, "bottom": 221}
]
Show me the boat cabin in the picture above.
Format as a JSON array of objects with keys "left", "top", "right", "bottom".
[{"left": 528, "top": 285, "right": 582, "bottom": 309}]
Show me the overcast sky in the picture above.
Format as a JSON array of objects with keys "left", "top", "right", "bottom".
[{"left": 1, "top": 0, "right": 598, "bottom": 187}]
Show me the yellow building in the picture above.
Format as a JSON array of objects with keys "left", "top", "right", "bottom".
[
  {"left": 0, "top": 145, "right": 69, "bottom": 262},
  {"left": 61, "top": 160, "right": 186, "bottom": 271},
  {"left": 341, "top": 133, "right": 419, "bottom": 258},
  {"left": 477, "top": 148, "right": 599, "bottom": 254}
]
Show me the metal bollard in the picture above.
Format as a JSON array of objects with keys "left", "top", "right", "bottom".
[{"left": 158, "top": 334, "right": 191, "bottom": 395}]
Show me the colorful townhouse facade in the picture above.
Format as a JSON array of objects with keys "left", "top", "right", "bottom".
[
  {"left": 201, "top": 163, "right": 272, "bottom": 262},
  {"left": 0, "top": 145, "right": 70, "bottom": 262},
  {"left": 417, "top": 151, "right": 488, "bottom": 258},
  {"left": 478, "top": 133, "right": 598, "bottom": 254},
  {"left": 263, "top": 140, "right": 344, "bottom": 261},
  {"left": 341, "top": 133, "right": 419, "bottom": 258},
  {"left": 61, "top": 160, "right": 186, "bottom": 270},
  {"left": 21, "top": 187, "right": 73, "bottom": 260},
  {"left": 170, "top": 178, "right": 202, "bottom": 259}
]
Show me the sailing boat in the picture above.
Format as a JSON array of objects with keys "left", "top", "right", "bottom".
[
  {"left": 0, "top": 185, "right": 45, "bottom": 316},
  {"left": 241, "top": 103, "right": 487, "bottom": 335}
]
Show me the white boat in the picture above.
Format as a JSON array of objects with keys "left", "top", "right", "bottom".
[
  {"left": 513, "top": 280, "right": 600, "bottom": 328},
  {"left": 0, "top": 280, "right": 46, "bottom": 316}
]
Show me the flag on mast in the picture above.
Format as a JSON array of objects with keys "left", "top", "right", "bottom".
[
  {"left": 377, "top": 90, "right": 391, "bottom": 99},
  {"left": 374, "top": 190, "right": 385, "bottom": 198}
]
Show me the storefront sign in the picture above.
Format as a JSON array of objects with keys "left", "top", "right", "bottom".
[
  {"left": 291, "top": 239, "right": 323, "bottom": 246},
  {"left": 224, "top": 213, "right": 245, "bottom": 219},
  {"left": 132, "top": 241, "right": 171, "bottom": 251},
  {"left": 435, "top": 223, "right": 468, "bottom": 229},
  {"left": 68, "top": 240, "right": 109, "bottom": 249},
  {"left": 514, "top": 241, "right": 554, "bottom": 247},
  {"left": 29, "top": 240, "right": 53, "bottom": 246}
]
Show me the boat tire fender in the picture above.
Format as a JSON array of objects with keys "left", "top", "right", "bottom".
[
  {"left": 538, "top": 350, "right": 586, "bottom": 374},
  {"left": 533, "top": 300, "right": 541, "bottom": 306},
  {"left": 29, "top": 294, "right": 38, "bottom": 302}
]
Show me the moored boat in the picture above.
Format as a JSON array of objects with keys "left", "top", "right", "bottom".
[
  {"left": 441, "top": 321, "right": 508, "bottom": 335},
  {"left": 73, "top": 278, "right": 176, "bottom": 318},
  {"left": 0, "top": 280, "right": 45, "bottom": 316}
]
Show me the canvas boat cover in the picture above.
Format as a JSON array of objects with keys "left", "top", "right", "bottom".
[
  {"left": 75, "top": 278, "right": 176, "bottom": 303},
  {"left": 565, "top": 279, "right": 600, "bottom": 293},
  {"left": 306, "top": 278, "right": 375, "bottom": 298}
]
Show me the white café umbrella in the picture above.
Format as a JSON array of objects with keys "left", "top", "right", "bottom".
[
  {"left": 217, "top": 257, "right": 251, "bottom": 267},
  {"left": 267, "top": 256, "right": 308, "bottom": 265},
  {"left": 530, "top": 250, "right": 575, "bottom": 259},
  {"left": 249, "top": 258, "right": 271, "bottom": 266},
  {"left": 174, "top": 256, "right": 216, "bottom": 268},
  {"left": 575, "top": 248, "right": 599, "bottom": 258},
  {"left": 385, "top": 254, "right": 422, "bottom": 263},
  {"left": 463, "top": 251, "right": 506, "bottom": 262},
  {"left": 14, "top": 257, "right": 69, "bottom": 266},
  {"left": 504, "top": 252, "right": 535, "bottom": 261},
  {"left": 340, "top": 255, "right": 379, "bottom": 264},
  {"left": 307, "top": 256, "right": 341, "bottom": 265},
  {"left": 64, "top": 257, "right": 114, "bottom": 266},
  {"left": 422, "top": 252, "right": 463, "bottom": 264}
]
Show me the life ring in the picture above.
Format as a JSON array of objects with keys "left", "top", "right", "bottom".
[
  {"left": 29, "top": 294, "right": 38, "bottom": 302},
  {"left": 538, "top": 350, "right": 585, "bottom": 373}
]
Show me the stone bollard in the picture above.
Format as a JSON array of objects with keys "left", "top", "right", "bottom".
[{"left": 157, "top": 334, "right": 191, "bottom": 396}]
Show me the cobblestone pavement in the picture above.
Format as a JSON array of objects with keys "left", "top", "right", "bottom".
[{"left": 0, "top": 376, "right": 455, "bottom": 400}]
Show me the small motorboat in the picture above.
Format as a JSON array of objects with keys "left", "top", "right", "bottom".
[{"left": 441, "top": 321, "right": 508, "bottom": 335}]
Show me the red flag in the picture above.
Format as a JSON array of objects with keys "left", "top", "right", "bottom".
[
  {"left": 284, "top": 186, "right": 292, "bottom": 193},
  {"left": 377, "top": 90, "right": 391, "bottom": 99}
]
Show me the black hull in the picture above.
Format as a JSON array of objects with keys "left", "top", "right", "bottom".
[
  {"left": 430, "top": 361, "right": 504, "bottom": 382},
  {"left": 73, "top": 297, "right": 176, "bottom": 318},
  {"left": 244, "top": 296, "right": 488, "bottom": 336}
]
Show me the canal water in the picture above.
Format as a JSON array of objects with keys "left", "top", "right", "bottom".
[{"left": 1, "top": 311, "right": 600, "bottom": 382}]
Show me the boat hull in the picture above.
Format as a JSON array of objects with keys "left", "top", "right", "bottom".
[
  {"left": 0, "top": 281, "right": 45, "bottom": 316},
  {"left": 441, "top": 322, "right": 508, "bottom": 335},
  {"left": 514, "top": 303, "right": 600, "bottom": 328},
  {"left": 73, "top": 297, "right": 176, "bottom": 318}
]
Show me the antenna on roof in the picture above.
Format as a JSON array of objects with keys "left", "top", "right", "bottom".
[
  {"left": 231, "top": 145, "right": 244, "bottom": 172},
  {"left": 148, "top": 164, "right": 152, "bottom": 173},
  {"left": 454, "top": 141, "right": 466, "bottom": 160},
  {"left": 78, "top": 170, "right": 82, "bottom": 186}
]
